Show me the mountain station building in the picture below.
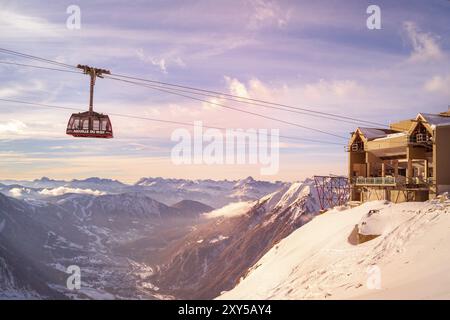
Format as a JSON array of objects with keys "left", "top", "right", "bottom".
[{"left": 348, "top": 108, "right": 450, "bottom": 203}]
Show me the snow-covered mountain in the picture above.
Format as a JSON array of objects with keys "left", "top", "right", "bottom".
[
  {"left": 0, "top": 193, "right": 69, "bottom": 299},
  {"left": 171, "top": 200, "right": 215, "bottom": 217},
  {"left": 133, "top": 176, "right": 286, "bottom": 208},
  {"left": 144, "top": 179, "right": 321, "bottom": 299},
  {"left": 219, "top": 197, "right": 450, "bottom": 300},
  {"left": 0, "top": 176, "right": 316, "bottom": 299},
  {"left": 66, "top": 178, "right": 127, "bottom": 192},
  {"left": 0, "top": 177, "right": 67, "bottom": 189},
  {"left": 0, "top": 176, "right": 285, "bottom": 208},
  {"left": 0, "top": 191, "right": 213, "bottom": 299},
  {"left": 0, "top": 177, "right": 127, "bottom": 200}
]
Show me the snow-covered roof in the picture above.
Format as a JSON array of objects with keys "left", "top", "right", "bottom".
[
  {"left": 371, "top": 131, "right": 407, "bottom": 142},
  {"left": 358, "top": 127, "right": 399, "bottom": 141},
  {"left": 351, "top": 111, "right": 450, "bottom": 141},
  {"left": 419, "top": 113, "right": 450, "bottom": 127}
]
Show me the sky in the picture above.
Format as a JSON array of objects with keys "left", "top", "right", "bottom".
[{"left": 0, "top": 0, "right": 449, "bottom": 183}]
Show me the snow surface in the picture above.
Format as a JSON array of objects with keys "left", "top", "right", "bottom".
[
  {"left": 219, "top": 198, "right": 450, "bottom": 300},
  {"left": 372, "top": 132, "right": 407, "bottom": 142}
]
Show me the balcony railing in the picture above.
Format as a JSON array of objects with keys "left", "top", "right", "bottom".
[
  {"left": 405, "top": 177, "right": 434, "bottom": 185},
  {"left": 355, "top": 176, "right": 396, "bottom": 186},
  {"left": 354, "top": 176, "right": 434, "bottom": 186}
]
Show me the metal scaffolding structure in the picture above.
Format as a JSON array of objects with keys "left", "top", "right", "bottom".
[{"left": 313, "top": 175, "right": 351, "bottom": 211}]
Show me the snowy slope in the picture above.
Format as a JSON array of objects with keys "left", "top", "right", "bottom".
[{"left": 219, "top": 197, "right": 450, "bottom": 300}]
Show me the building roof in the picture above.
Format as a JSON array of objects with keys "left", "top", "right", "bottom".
[
  {"left": 371, "top": 131, "right": 407, "bottom": 142},
  {"left": 419, "top": 113, "right": 450, "bottom": 128},
  {"left": 351, "top": 110, "right": 450, "bottom": 142},
  {"left": 358, "top": 127, "right": 400, "bottom": 141}
]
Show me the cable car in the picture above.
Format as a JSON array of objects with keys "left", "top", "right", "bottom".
[
  {"left": 66, "top": 64, "right": 113, "bottom": 138},
  {"left": 66, "top": 111, "right": 113, "bottom": 138}
]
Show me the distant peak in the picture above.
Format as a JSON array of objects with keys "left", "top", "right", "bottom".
[
  {"left": 71, "top": 177, "right": 123, "bottom": 184},
  {"left": 34, "top": 177, "right": 54, "bottom": 182}
]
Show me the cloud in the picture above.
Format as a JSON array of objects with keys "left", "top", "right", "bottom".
[
  {"left": 202, "top": 97, "right": 224, "bottom": 111},
  {"left": 0, "top": 10, "right": 62, "bottom": 39},
  {"left": 202, "top": 76, "right": 252, "bottom": 110},
  {"left": 302, "top": 79, "right": 365, "bottom": 101},
  {"left": 0, "top": 120, "right": 27, "bottom": 134},
  {"left": 225, "top": 76, "right": 250, "bottom": 98},
  {"left": 225, "top": 76, "right": 364, "bottom": 103},
  {"left": 403, "top": 21, "right": 443, "bottom": 62},
  {"left": 424, "top": 75, "right": 450, "bottom": 96},
  {"left": 247, "top": 78, "right": 275, "bottom": 100},
  {"left": 169, "top": 103, "right": 201, "bottom": 115},
  {"left": 0, "top": 79, "right": 46, "bottom": 98},
  {"left": 247, "top": 0, "right": 291, "bottom": 30},
  {"left": 39, "top": 187, "right": 106, "bottom": 197},
  {"left": 9, "top": 187, "right": 29, "bottom": 197},
  {"left": 135, "top": 48, "right": 185, "bottom": 74},
  {"left": 136, "top": 48, "right": 167, "bottom": 73},
  {"left": 204, "top": 201, "right": 254, "bottom": 219}
]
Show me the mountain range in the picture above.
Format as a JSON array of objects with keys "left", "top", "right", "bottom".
[
  {"left": 0, "top": 176, "right": 321, "bottom": 299},
  {"left": 0, "top": 190, "right": 214, "bottom": 299},
  {"left": 0, "top": 176, "right": 286, "bottom": 208}
]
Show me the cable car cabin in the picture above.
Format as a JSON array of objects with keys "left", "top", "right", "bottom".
[
  {"left": 69, "top": 65, "right": 113, "bottom": 138},
  {"left": 66, "top": 111, "right": 113, "bottom": 138}
]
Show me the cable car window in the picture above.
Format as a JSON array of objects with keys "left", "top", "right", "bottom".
[{"left": 93, "top": 119, "right": 100, "bottom": 131}]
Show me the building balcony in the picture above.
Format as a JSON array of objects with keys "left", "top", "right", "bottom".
[
  {"left": 354, "top": 176, "right": 396, "bottom": 186},
  {"left": 354, "top": 176, "right": 434, "bottom": 187}
]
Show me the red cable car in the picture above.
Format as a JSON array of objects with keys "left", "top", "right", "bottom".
[
  {"left": 66, "top": 111, "right": 113, "bottom": 138},
  {"left": 66, "top": 65, "right": 113, "bottom": 139}
]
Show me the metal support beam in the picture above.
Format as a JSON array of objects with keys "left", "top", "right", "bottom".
[
  {"left": 314, "top": 175, "right": 351, "bottom": 211},
  {"left": 77, "top": 64, "right": 111, "bottom": 114}
]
